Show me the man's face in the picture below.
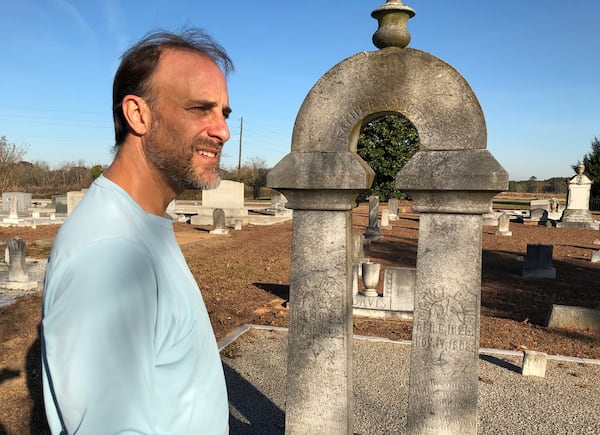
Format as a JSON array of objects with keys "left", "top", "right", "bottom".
[{"left": 143, "top": 49, "right": 231, "bottom": 191}]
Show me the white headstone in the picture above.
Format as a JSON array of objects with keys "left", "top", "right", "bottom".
[
  {"left": 495, "top": 213, "right": 512, "bottom": 236},
  {"left": 202, "top": 180, "right": 244, "bottom": 209},
  {"left": 67, "top": 191, "right": 86, "bottom": 215},
  {"left": 521, "top": 350, "right": 547, "bottom": 377}
]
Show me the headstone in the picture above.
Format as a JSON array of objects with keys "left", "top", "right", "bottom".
[
  {"left": 561, "top": 162, "right": 595, "bottom": 228},
  {"left": 8, "top": 197, "right": 18, "bottom": 219},
  {"left": 495, "top": 213, "right": 512, "bottom": 236},
  {"left": 380, "top": 208, "right": 391, "bottom": 229},
  {"left": 388, "top": 198, "right": 399, "bottom": 220},
  {"left": 7, "top": 237, "right": 28, "bottom": 282},
  {"left": 521, "top": 350, "right": 547, "bottom": 377},
  {"left": 384, "top": 266, "right": 415, "bottom": 312},
  {"left": 351, "top": 233, "right": 365, "bottom": 260},
  {"left": 592, "top": 250, "right": 600, "bottom": 263},
  {"left": 192, "top": 180, "right": 249, "bottom": 226},
  {"left": 209, "top": 208, "right": 228, "bottom": 235},
  {"left": 523, "top": 244, "right": 556, "bottom": 279},
  {"left": 234, "top": 219, "right": 243, "bottom": 231},
  {"left": 529, "top": 208, "right": 548, "bottom": 222},
  {"left": 2, "top": 192, "right": 32, "bottom": 213},
  {"left": 67, "top": 190, "right": 86, "bottom": 215},
  {"left": 353, "top": 266, "right": 415, "bottom": 319},
  {"left": 267, "top": 2, "right": 508, "bottom": 432},
  {"left": 3, "top": 196, "right": 23, "bottom": 224},
  {"left": 203, "top": 180, "right": 244, "bottom": 209},
  {"left": 547, "top": 304, "right": 600, "bottom": 333},
  {"left": 530, "top": 199, "right": 551, "bottom": 212},
  {"left": 52, "top": 195, "right": 68, "bottom": 214},
  {"left": 365, "top": 196, "right": 383, "bottom": 240}
]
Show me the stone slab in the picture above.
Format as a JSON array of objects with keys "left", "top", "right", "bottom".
[
  {"left": 547, "top": 304, "right": 600, "bottom": 333},
  {"left": 202, "top": 180, "right": 245, "bottom": 209},
  {"left": 522, "top": 350, "right": 547, "bottom": 377}
]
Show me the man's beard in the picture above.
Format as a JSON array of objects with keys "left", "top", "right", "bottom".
[{"left": 143, "top": 115, "right": 221, "bottom": 192}]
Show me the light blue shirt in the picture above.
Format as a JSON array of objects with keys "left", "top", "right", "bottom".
[{"left": 42, "top": 175, "right": 228, "bottom": 434}]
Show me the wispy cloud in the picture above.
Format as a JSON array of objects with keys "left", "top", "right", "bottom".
[
  {"left": 101, "top": 0, "right": 132, "bottom": 54},
  {"left": 51, "top": 0, "right": 95, "bottom": 42}
]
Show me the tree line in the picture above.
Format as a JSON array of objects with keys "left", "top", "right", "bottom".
[{"left": 2, "top": 131, "right": 599, "bottom": 200}]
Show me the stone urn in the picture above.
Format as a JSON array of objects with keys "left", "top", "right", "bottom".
[{"left": 362, "top": 262, "right": 380, "bottom": 297}]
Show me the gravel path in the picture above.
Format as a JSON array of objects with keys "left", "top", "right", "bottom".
[{"left": 222, "top": 327, "right": 600, "bottom": 435}]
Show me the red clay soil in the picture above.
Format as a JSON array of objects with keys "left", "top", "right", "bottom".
[{"left": 0, "top": 202, "right": 599, "bottom": 433}]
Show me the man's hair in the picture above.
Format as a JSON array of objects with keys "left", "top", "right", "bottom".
[{"left": 112, "top": 28, "right": 234, "bottom": 147}]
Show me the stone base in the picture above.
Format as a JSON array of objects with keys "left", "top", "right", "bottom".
[
  {"left": 495, "top": 230, "right": 512, "bottom": 236},
  {"left": 209, "top": 228, "right": 229, "bottom": 235},
  {"left": 0, "top": 280, "right": 38, "bottom": 290},
  {"left": 2, "top": 218, "right": 23, "bottom": 224},
  {"left": 522, "top": 350, "right": 547, "bottom": 377},
  {"left": 547, "top": 304, "right": 600, "bottom": 333},
  {"left": 558, "top": 221, "right": 599, "bottom": 230},
  {"left": 364, "top": 227, "right": 383, "bottom": 240},
  {"left": 561, "top": 208, "right": 593, "bottom": 222},
  {"left": 523, "top": 267, "right": 556, "bottom": 279}
]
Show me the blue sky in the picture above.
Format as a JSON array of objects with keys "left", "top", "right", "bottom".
[{"left": 1, "top": 1, "right": 598, "bottom": 181}]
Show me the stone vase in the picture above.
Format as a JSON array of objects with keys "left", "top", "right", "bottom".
[{"left": 362, "top": 262, "right": 380, "bottom": 297}]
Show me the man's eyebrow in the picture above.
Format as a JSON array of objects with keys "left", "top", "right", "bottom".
[{"left": 187, "top": 100, "right": 232, "bottom": 117}]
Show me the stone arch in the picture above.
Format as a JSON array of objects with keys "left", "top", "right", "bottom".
[{"left": 291, "top": 47, "right": 486, "bottom": 155}]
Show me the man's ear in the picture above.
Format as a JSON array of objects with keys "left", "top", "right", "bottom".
[{"left": 121, "top": 95, "right": 151, "bottom": 136}]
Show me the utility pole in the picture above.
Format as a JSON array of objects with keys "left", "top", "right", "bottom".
[{"left": 237, "top": 117, "right": 243, "bottom": 179}]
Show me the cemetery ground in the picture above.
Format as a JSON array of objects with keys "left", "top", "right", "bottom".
[{"left": 1, "top": 202, "right": 599, "bottom": 433}]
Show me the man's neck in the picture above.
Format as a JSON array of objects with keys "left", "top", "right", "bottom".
[{"left": 103, "top": 141, "right": 177, "bottom": 216}]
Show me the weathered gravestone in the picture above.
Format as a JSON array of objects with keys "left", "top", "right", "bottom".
[
  {"left": 209, "top": 208, "right": 228, "bottom": 235},
  {"left": 7, "top": 237, "right": 28, "bottom": 282},
  {"left": 267, "top": 1, "right": 507, "bottom": 433},
  {"left": 2, "top": 192, "right": 32, "bottom": 213},
  {"left": 560, "top": 162, "right": 597, "bottom": 229}
]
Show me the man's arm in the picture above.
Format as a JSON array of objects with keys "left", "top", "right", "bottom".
[{"left": 42, "top": 239, "right": 158, "bottom": 434}]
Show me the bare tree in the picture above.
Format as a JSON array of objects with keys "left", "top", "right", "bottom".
[
  {"left": 0, "top": 136, "right": 28, "bottom": 192},
  {"left": 238, "top": 157, "right": 269, "bottom": 199}
]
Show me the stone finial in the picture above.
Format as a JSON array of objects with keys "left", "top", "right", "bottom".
[{"left": 371, "top": 0, "right": 415, "bottom": 49}]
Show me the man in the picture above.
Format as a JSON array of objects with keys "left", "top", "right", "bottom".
[{"left": 41, "top": 29, "right": 233, "bottom": 434}]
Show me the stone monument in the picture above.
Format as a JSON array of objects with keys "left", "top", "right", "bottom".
[
  {"left": 560, "top": 162, "right": 597, "bottom": 229},
  {"left": 191, "top": 180, "right": 249, "bottom": 226},
  {"left": 267, "top": 1, "right": 507, "bottom": 433},
  {"left": 365, "top": 195, "right": 383, "bottom": 240}
]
